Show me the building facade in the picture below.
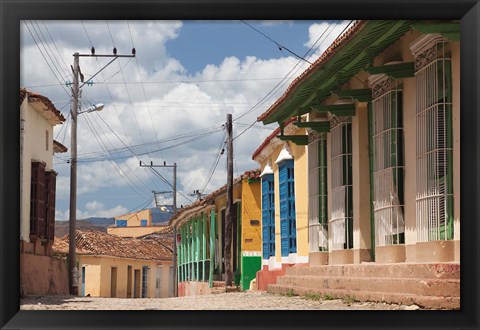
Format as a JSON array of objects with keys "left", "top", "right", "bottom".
[
  {"left": 252, "top": 120, "right": 309, "bottom": 290},
  {"left": 19, "top": 88, "right": 69, "bottom": 296},
  {"left": 108, "top": 208, "right": 172, "bottom": 238},
  {"left": 53, "top": 230, "right": 173, "bottom": 298},
  {"left": 170, "top": 170, "right": 262, "bottom": 296},
  {"left": 254, "top": 20, "right": 460, "bottom": 308}
]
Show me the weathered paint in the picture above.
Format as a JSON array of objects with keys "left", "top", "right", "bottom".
[
  {"left": 20, "top": 97, "right": 58, "bottom": 243},
  {"left": 241, "top": 256, "right": 261, "bottom": 291},
  {"left": 20, "top": 254, "right": 69, "bottom": 296}
]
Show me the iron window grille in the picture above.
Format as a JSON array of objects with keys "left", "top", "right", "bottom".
[
  {"left": 415, "top": 40, "right": 454, "bottom": 242},
  {"left": 330, "top": 120, "right": 353, "bottom": 250},
  {"left": 308, "top": 132, "right": 328, "bottom": 252},
  {"left": 371, "top": 78, "right": 405, "bottom": 246}
]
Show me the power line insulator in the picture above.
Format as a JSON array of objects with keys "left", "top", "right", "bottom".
[
  {"left": 113, "top": 47, "right": 117, "bottom": 55},
  {"left": 91, "top": 47, "right": 95, "bottom": 55},
  {"left": 132, "top": 48, "right": 136, "bottom": 55}
]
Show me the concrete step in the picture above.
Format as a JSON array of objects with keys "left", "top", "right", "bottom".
[
  {"left": 268, "top": 284, "right": 460, "bottom": 310},
  {"left": 285, "top": 263, "right": 460, "bottom": 280},
  {"left": 276, "top": 275, "right": 459, "bottom": 297}
]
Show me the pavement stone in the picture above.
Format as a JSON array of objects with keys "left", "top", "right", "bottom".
[{"left": 20, "top": 291, "right": 421, "bottom": 310}]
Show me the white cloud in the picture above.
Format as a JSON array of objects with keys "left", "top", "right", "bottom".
[
  {"left": 304, "top": 20, "right": 352, "bottom": 61},
  {"left": 55, "top": 202, "right": 129, "bottom": 220},
  {"left": 23, "top": 20, "right": 339, "bottom": 219}
]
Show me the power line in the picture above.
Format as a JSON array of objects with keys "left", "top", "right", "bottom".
[{"left": 241, "top": 20, "right": 312, "bottom": 64}]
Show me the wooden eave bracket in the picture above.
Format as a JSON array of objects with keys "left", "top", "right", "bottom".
[
  {"left": 294, "top": 121, "right": 330, "bottom": 132},
  {"left": 364, "top": 62, "right": 415, "bottom": 79},
  {"left": 310, "top": 103, "right": 356, "bottom": 117},
  {"left": 276, "top": 135, "right": 309, "bottom": 145}
]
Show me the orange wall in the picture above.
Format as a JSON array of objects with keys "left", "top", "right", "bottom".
[{"left": 240, "top": 179, "right": 262, "bottom": 253}]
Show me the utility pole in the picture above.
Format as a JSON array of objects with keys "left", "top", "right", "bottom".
[
  {"left": 224, "top": 113, "right": 233, "bottom": 287},
  {"left": 69, "top": 48, "right": 135, "bottom": 296},
  {"left": 68, "top": 52, "right": 80, "bottom": 296},
  {"left": 140, "top": 160, "right": 178, "bottom": 296}
]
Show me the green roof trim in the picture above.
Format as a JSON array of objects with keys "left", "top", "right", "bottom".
[
  {"left": 364, "top": 62, "right": 415, "bottom": 79},
  {"left": 277, "top": 135, "right": 309, "bottom": 145},
  {"left": 262, "top": 20, "right": 414, "bottom": 125},
  {"left": 294, "top": 121, "right": 330, "bottom": 132},
  {"left": 413, "top": 21, "right": 460, "bottom": 41}
]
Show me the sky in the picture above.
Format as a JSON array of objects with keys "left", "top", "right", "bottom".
[{"left": 20, "top": 20, "right": 352, "bottom": 220}]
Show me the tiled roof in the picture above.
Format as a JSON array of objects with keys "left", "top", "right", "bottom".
[
  {"left": 52, "top": 230, "right": 173, "bottom": 261},
  {"left": 168, "top": 169, "right": 258, "bottom": 227},
  {"left": 257, "top": 20, "right": 367, "bottom": 123},
  {"left": 251, "top": 117, "right": 296, "bottom": 160},
  {"left": 53, "top": 140, "right": 68, "bottom": 153},
  {"left": 20, "top": 88, "right": 66, "bottom": 123}
]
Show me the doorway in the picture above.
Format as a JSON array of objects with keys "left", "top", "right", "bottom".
[
  {"left": 127, "top": 265, "right": 132, "bottom": 298},
  {"left": 110, "top": 267, "right": 117, "bottom": 298},
  {"left": 134, "top": 269, "right": 141, "bottom": 298}
]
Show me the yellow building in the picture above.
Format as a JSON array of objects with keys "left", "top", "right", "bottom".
[
  {"left": 252, "top": 120, "right": 309, "bottom": 290},
  {"left": 108, "top": 208, "right": 172, "bottom": 238},
  {"left": 170, "top": 169, "right": 262, "bottom": 296},
  {"left": 53, "top": 230, "right": 173, "bottom": 298},
  {"left": 255, "top": 20, "right": 460, "bottom": 308}
]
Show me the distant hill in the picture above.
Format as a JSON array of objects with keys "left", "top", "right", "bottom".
[{"left": 55, "top": 217, "right": 114, "bottom": 237}]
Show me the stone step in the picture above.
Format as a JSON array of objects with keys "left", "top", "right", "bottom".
[
  {"left": 267, "top": 284, "right": 460, "bottom": 310},
  {"left": 210, "top": 285, "right": 240, "bottom": 294},
  {"left": 276, "top": 275, "right": 459, "bottom": 297},
  {"left": 285, "top": 263, "right": 460, "bottom": 280}
]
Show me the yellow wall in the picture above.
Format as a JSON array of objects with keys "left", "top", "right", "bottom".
[
  {"left": 20, "top": 98, "right": 57, "bottom": 242},
  {"left": 240, "top": 179, "right": 262, "bottom": 253},
  {"left": 107, "top": 226, "right": 166, "bottom": 238},
  {"left": 259, "top": 137, "right": 309, "bottom": 264},
  {"left": 79, "top": 255, "right": 172, "bottom": 298},
  {"left": 115, "top": 209, "right": 151, "bottom": 227}
]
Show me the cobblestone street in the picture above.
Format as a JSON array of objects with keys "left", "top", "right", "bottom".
[{"left": 20, "top": 291, "right": 420, "bottom": 310}]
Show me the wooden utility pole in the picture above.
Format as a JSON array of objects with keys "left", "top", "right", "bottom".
[{"left": 224, "top": 113, "right": 234, "bottom": 287}]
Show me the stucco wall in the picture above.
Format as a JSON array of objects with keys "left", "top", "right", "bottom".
[
  {"left": 240, "top": 179, "right": 262, "bottom": 253},
  {"left": 20, "top": 98, "right": 56, "bottom": 243},
  {"left": 20, "top": 253, "right": 69, "bottom": 296}
]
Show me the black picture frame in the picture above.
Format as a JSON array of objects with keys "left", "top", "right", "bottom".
[{"left": 1, "top": 0, "right": 479, "bottom": 329}]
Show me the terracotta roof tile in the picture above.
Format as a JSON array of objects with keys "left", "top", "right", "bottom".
[
  {"left": 52, "top": 230, "right": 173, "bottom": 261},
  {"left": 20, "top": 88, "right": 66, "bottom": 123},
  {"left": 257, "top": 21, "right": 367, "bottom": 123}
]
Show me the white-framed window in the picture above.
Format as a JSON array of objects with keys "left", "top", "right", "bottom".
[
  {"left": 308, "top": 132, "right": 328, "bottom": 252},
  {"left": 414, "top": 38, "right": 454, "bottom": 242},
  {"left": 371, "top": 78, "right": 405, "bottom": 246},
  {"left": 330, "top": 120, "right": 353, "bottom": 250}
]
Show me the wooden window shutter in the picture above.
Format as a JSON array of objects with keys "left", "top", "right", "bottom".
[
  {"left": 30, "top": 161, "right": 46, "bottom": 238},
  {"left": 45, "top": 170, "right": 57, "bottom": 241}
]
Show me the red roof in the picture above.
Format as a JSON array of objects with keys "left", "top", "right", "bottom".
[
  {"left": 20, "top": 88, "right": 66, "bottom": 123},
  {"left": 257, "top": 20, "right": 367, "bottom": 123},
  {"left": 52, "top": 230, "right": 173, "bottom": 261}
]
